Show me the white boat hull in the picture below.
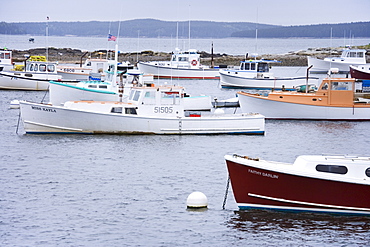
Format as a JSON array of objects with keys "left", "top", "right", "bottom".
[
  {"left": 19, "top": 101, "right": 265, "bottom": 135},
  {"left": 57, "top": 71, "right": 90, "bottom": 80},
  {"left": 307, "top": 56, "right": 365, "bottom": 73},
  {"left": 220, "top": 71, "right": 319, "bottom": 89},
  {"left": 238, "top": 93, "right": 370, "bottom": 120},
  {"left": 0, "top": 71, "right": 61, "bottom": 90},
  {"left": 137, "top": 62, "right": 220, "bottom": 79}
]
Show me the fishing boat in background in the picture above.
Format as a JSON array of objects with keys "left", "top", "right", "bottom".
[
  {"left": 0, "top": 56, "right": 73, "bottom": 90},
  {"left": 0, "top": 50, "right": 14, "bottom": 72},
  {"left": 219, "top": 59, "right": 319, "bottom": 89},
  {"left": 57, "top": 58, "right": 134, "bottom": 81},
  {"left": 19, "top": 84, "right": 264, "bottom": 135},
  {"left": 307, "top": 48, "right": 367, "bottom": 73},
  {"left": 225, "top": 153, "right": 370, "bottom": 215},
  {"left": 137, "top": 48, "right": 220, "bottom": 79},
  {"left": 350, "top": 64, "right": 370, "bottom": 80},
  {"left": 237, "top": 77, "right": 370, "bottom": 120}
]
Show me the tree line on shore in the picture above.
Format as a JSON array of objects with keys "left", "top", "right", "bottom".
[{"left": 1, "top": 19, "right": 369, "bottom": 38}]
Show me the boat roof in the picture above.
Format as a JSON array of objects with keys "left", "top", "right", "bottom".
[{"left": 241, "top": 59, "right": 281, "bottom": 64}]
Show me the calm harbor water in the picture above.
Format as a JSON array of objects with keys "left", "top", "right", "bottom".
[
  {"left": 1, "top": 70, "right": 370, "bottom": 246},
  {"left": 1, "top": 34, "right": 369, "bottom": 55},
  {"left": 1, "top": 34, "right": 370, "bottom": 245}
]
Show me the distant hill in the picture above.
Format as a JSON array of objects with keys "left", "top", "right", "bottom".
[
  {"left": 231, "top": 22, "right": 370, "bottom": 38},
  {"left": 1, "top": 19, "right": 369, "bottom": 38},
  {"left": 0, "top": 19, "right": 278, "bottom": 38}
]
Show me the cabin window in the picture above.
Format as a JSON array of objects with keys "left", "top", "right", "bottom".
[
  {"left": 0, "top": 53, "right": 3, "bottom": 59},
  {"left": 111, "top": 107, "right": 123, "bottom": 113},
  {"left": 331, "top": 81, "right": 352, "bottom": 91},
  {"left": 178, "top": 57, "right": 188, "bottom": 62},
  {"left": 357, "top": 52, "right": 364, "bottom": 58},
  {"left": 86, "top": 62, "right": 91, "bottom": 66},
  {"left": 250, "top": 63, "right": 256, "bottom": 70},
  {"left": 39, "top": 64, "right": 46, "bottom": 72},
  {"left": 172, "top": 56, "right": 177, "bottom": 61},
  {"left": 88, "top": 85, "right": 98, "bottom": 88},
  {"left": 132, "top": 91, "right": 141, "bottom": 101},
  {"left": 258, "top": 63, "right": 269, "bottom": 73},
  {"left": 125, "top": 107, "right": 137, "bottom": 115},
  {"left": 98, "top": 85, "right": 108, "bottom": 89},
  {"left": 142, "top": 91, "right": 156, "bottom": 104},
  {"left": 316, "top": 164, "right": 348, "bottom": 174},
  {"left": 47, "top": 65, "right": 55, "bottom": 72},
  {"left": 34, "top": 64, "right": 38, "bottom": 71},
  {"left": 29, "top": 64, "right": 34, "bottom": 71},
  {"left": 366, "top": 168, "right": 370, "bottom": 177}
]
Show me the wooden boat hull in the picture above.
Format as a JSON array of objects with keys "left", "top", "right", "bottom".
[
  {"left": 220, "top": 71, "right": 319, "bottom": 89},
  {"left": 225, "top": 155, "right": 370, "bottom": 215},
  {"left": 137, "top": 62, "right": 220, "bottom": 79},
  {"left": 237, "top": 91, "right": 370, "bottom": 120},
  {"left": 19, "top": 101, "right": 264, "bottom": 135}
]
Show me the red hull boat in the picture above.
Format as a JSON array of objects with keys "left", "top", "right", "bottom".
[
  {"left": 350, "top": 65, "right": 370, "bottom": 80},
  {"left": 225, "top": 154, "right": 370, "bottom": 215}
]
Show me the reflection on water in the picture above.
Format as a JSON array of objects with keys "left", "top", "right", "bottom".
[{"left": 227, "top": 209, "right": 370, "bottom": 245}]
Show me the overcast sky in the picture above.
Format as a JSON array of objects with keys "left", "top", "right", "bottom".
[{"left": 1, "top": 0, "right": 370, "bottom": 26}]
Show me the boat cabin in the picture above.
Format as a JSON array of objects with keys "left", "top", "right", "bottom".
[
  {"left": 25, "top": 61, "right": 58, "bottom": 74},
  {"left": 268, "top": 78, "right": 358, "bottom": 106},
  {"left": 126, "top": 85, "right": 186, "bottom": 116},
  {"left": 239, "top": 60, "right": 271, "bottom": 73},
  {"left": 328, "top": 49, "right": 367, "bottom": 64},
  {"left": 170, "top": 49, "right": 200, "bottom": 68},
  {"left": 0, "top": 50, "right": 12, "bottom": 64},
  {"left": 0, "top": 50, "right": 13, "bottom": 71}
]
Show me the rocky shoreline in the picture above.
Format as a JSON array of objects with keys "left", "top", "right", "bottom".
[{"left": 9, "top": 44, "right": 370, "bottom": 67}]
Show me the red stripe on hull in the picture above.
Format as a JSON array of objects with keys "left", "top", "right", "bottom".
[{"left": 226, "top": 160, "right": 370, "bottom": 212}]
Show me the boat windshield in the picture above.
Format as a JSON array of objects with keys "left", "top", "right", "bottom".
[
  {"left": 257, "top": 63, "right": 269, "bottom": 72},
  {"left": 331, "top": 81, "right": 352, "bottom": 91}
]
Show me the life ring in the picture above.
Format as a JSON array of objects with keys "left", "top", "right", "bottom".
[{"left": 191, "top": 60, "right": 197, "bottom": 66}]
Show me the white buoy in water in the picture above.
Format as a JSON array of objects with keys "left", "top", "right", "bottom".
[
  {"left": 187, "top": 191, "right": 208, "bottom": 208},
  {"left": 9, "top": 100, "right": 20, "bottom": 109}
]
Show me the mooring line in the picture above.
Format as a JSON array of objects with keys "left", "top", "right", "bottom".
[
  {"left": 16, "top": 110, "right": 21, "bottom": 135},
  {"left": 222, "top": 175, "right": 230, "bottom": 210}
]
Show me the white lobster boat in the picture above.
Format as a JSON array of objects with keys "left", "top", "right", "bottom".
[
  {"left": 307, "top": 48, "right": 367, "bottom": 73},
  {"left": 137, "top": 49, "right": 220, "bottom": 79},
  {"left": 0, "top": 60, "right": 64, "bottom": 90},
  {"left": 19, "top": 84, "right": 265, "bottom": 135},
  {"left": 220, "top": 59, "right": 319, "bottom": 89}
]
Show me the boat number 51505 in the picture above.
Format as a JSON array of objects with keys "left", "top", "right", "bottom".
[{"left": 154, "top": 106, "right": 173, "bottom": 113}]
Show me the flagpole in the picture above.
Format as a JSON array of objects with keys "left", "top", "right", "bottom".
[{"left": 46, "top": 16, "right": 49, "bottom": 62}]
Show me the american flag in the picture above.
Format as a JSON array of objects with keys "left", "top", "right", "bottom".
[{"left": 108, "top": 34, "right": 116, "bottom": 41}]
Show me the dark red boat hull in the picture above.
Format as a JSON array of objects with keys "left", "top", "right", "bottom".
[
  {"left": 226, "top": 160, "right": 370, "bottom": 214},
  {"left": 350, "top": 66, "right": 370, "bottom": 80}
]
